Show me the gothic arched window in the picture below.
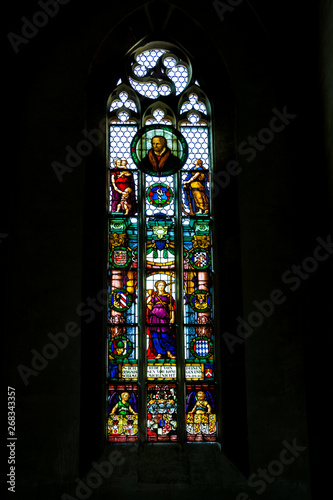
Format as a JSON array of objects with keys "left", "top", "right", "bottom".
[{"left": 106, "top": 41, "right": 217, "bottom": 443}]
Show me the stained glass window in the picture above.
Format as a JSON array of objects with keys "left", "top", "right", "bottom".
[{"left": 107, "top": 42, "right": 217, "bottom": 443}]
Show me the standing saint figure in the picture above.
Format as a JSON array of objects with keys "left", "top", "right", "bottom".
[
  {"left": 183, "top": 159, "right": 209, "bottom": 215},
  {"left": 110, "top": 159, "right": 137, "bottom": 215},
  {"left": 147, "top": 280, "right": 176, "bottom": 359}
]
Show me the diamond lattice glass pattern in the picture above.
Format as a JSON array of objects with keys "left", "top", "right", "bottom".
[
  {"left": 110, "top": 92, "right": 138, "bottom": 113},
  {"left": 109, "top": 126, "right": 138, "bottom": 171},
  {"left": 180, "top": 93, "right": 207, "bottom": 115},
  {"left": 129, "top": 48, "right": 189, "bottom": 99},
  {"left": 180, "top": 127, "right": 210, "bottom": 169}
]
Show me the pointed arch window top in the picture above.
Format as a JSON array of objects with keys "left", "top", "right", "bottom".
[
  {"left": 144, "top": 108, "right": 173, "bottom": 125},
  {"left": 152, "top": 109, "right": 166, "bottom": 122},
  {"left": 143, "top": 102, "right": 175, "bottom": 126},
  {"left": 108, "top": 85, "right": 141, "bottom": 124},
  {"left": 180, "top": 93, "right": 208, "bottom": 115}
]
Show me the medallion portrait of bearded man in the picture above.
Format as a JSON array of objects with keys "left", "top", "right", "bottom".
[{"left": 139, "top": 135, "right": 181, "bottom": 176}]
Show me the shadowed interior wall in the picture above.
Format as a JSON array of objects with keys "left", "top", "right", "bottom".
[{"left": 2, "top": 1, "right": 332, "bottom": 499}]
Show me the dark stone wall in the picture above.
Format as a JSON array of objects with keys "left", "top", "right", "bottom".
[{"left": 2, "top": 0, "right": 331, "bottom": 499}]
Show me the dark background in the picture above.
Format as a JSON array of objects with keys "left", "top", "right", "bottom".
[{"left": 1, "top": 1, "right": 333, "bottom": 499}]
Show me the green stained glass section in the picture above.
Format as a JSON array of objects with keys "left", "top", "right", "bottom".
[
  {"left": 131, "top": 124, "right": 188, "bottom": 176},
  {"left": 146, "top": 216, "right": 175, "bottom": 267},
  {"left": 108, "top": 383, "right": 138, "bottom": 442}
]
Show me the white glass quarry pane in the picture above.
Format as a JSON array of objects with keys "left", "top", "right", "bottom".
[
  {"left": 181, "top": 126, "right": 210, "bottom": 168},
  {"left": 163, "top": 57, "right": 177, "bottom": 68},
  {"left": 152, "top": 109, "right": 165, "bottom": 121},
  {"left": 129, "top": 78, "right": 160, "bottom": 99},
  {"left": 110, "top": 95, "right": 137, "bottom": 114},
  {"left": 180, "top": 94, "right": 207, "bottom": 115},
  {"left": 136, "top": 49, "right": 166, "bottom": 68},
  {"left": 109, "top": 125, "right": 138, "bottom": 167},
  {"left": 167, "top": 64, "right": 188, "bottom": 95},
  {"left": 129, "top": 48, "right": 189, "bottom": 98}
]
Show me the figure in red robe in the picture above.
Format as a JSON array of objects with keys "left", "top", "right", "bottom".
[
  {"left": 110, "top": 159, "right": 137, "bottom": 215},
  {"left": 140, "top": 136, "right": 180, "bottom": 176}
]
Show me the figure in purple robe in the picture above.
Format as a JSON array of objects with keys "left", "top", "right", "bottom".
[{"left": 147, "top": 280, "right": 176, "bottom": 359}]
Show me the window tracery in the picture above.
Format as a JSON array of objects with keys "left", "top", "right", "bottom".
[{"left": 107, "top": 41, "right": 217, "bottom": 443}]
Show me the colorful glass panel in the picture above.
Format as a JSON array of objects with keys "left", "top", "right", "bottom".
[
  {"left": 131, "top": 124, "right": 188, "bottom": 176},
  {"left": 108, "top": 383, "right": 138, "bottom": 442},
  {"left": 181, "top": 117, "right": 215, "bottom": 442},
  {"left": 108, "top": 109, "right": 140, "bottom": 440},
  {"left": 146, "top": 272, "right": 176, "bottom": 363},
  {"left": 147, "top": 384, "right": 177, "bottom": 441},
  {"left": 146, "top": 177, "right": 175, "bottom": 216},
  {"left": 186, "top": 383, "right": 217, "bottom": 441},
  {"left": 107, "top": 42, "right": 216, "bottom": 443}
]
